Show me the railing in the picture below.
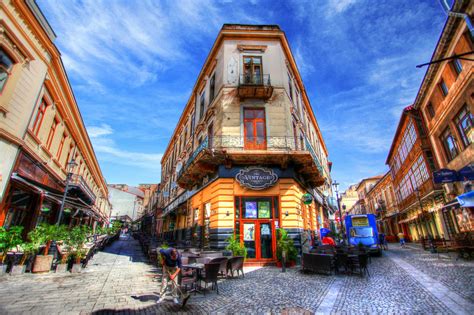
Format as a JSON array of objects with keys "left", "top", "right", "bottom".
[
  {"left": 239, "top": 74, "right": 271, "bottom": 86},
  {"left": 177, "top": 135, "right": 326, "bottom": 180},
  {"left": 70, "top": 174, "right": 96, "bottom": 202}
]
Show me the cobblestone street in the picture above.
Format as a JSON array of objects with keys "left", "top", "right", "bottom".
[{"left": 0, "top": 238, "right": 473, "bottom": 314}]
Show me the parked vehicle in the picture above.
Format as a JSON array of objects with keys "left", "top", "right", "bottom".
[{"left": 345, "top": 214, "right": 381, "bottom": 256}]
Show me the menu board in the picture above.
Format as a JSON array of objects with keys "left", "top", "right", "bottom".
[
  {"left": 258, "top": 201, "right": 271, "bottom": 218},
  {"left": 245, "top": 201, "right": 257, "bottom": 218}
]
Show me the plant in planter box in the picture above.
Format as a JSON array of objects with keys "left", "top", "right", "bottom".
[
  {"left": 225, "top": 235, "right": 247, "bottom": 258},
  {"left": 28, "top": 224, "right": 65, "bottom": 273},
  {"left": 0, "top": 226, "right": 24, "bottom": 274},
  {"left": 11, "top": 242, "right": 35, "bottom": 275},
  {"left": 276, "top": 228, "right": 297, "bottom": 267},
  {"left": 67, "top": 226, "right": 89, "bottom": 273}
]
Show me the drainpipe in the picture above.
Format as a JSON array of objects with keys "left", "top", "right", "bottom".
[{"left": 439, "top": 0, "right": 473, "bottom": 37}]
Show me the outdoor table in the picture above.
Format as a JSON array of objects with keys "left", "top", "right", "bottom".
[{"left": 181, "top": 263, "right": 205, "bottom": 294}]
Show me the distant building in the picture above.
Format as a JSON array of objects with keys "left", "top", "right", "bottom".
[
  {"left": 108, "top": 185, "right": 144, "bottom": 222},
  {"left": 412, "top": 0, "right": 473, "bottom": 238},
  {"left": 349, "top": 175, "right": 384, "bottom": 215},
  {"left": 340, "top": 184, "right": 359, "bottom": 216}
]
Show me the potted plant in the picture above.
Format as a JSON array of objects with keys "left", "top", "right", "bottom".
[
  {"left": 55, "top": 225, "right": 70, "bottom": 273},
  {"left": 68, "top": 226, "right": 89, "bottom": 273},
  {"left": 29, "top": 224, "right": 59, "bottom": 273},
  {"left": 276, "top": 228, "right": 297, "bottom": 268},
  {"left": 0, "top": 226, "right": 24, "bottom": 275},
  {"left": 11, "top": 241, "right": 35, "bottom": 275},
  {"left": 225, "top": 235, "right": 247, "bottom": 258}
]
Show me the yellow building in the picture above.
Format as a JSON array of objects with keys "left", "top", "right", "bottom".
[
  {"left": 158, "top": 24, "right": 333, "bottom": 263},
  {"left": 0, "top": 0, "right": 110, "bottom": 232}
]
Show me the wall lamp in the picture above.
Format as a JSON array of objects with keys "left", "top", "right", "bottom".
[
  {"left": 226, "top": 210, "right": 230, "bottom": 216},
  {"left": 284, "top": 211, "right": 289, "bottom": 217}
]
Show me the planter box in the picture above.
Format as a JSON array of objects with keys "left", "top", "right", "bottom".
[
  {"left": 55, "top": 264, "right": 69, "bottom": 273},
  {"left": 70, "top": 263, "right": 82, "bottom": 273},
  {"left": 10, "top": 265, "right": 26, "bottom": 275},
  {"left": 32, "top": 255, "right": 54, "bottom": 273}
]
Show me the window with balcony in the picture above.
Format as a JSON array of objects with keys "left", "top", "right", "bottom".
[
  {"left": 244, "top": 108, "right": 266, "bottom": 150},
  {"left": 439, "top": 79, "right": 448, "bottom": 96},
  {"left": 440, "top": 127, "right": 458, "bottom": 162},
  {"left": 46, "top": 118, "right": 59, "bottom": 150},
  {"left": 209, "top": 73, "right": 215, "bottom": 103},
  {"left": 0, "top": 49, "right": 14, "bottom": 93},
  {"left": 31, "top": 99, "right": 49, "bottom": 136},
  {"left": 199, "top": 92, "right": 205, "bottom": 120},
  {"left": 452, "top": 59, "right": 462, "bottom": 75},
  {"left": 243, "top": 56, "right": 262, "bottom": 84},
  {"left": 455, "top": 105, "right": 472, "bottom": 148}
]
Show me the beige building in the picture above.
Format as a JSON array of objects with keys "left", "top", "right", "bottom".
[
  {"left": 340, "top": 184, "right": 358, "bottom": 216},
  {"left": 0, "top": 0, "right": 110, "bottom": 232},
  {"left": 349, "top": 175, "right": 384, "bottom": 214},
  {"left": 158, "top": 24, "right": 333, "bottom": 262}
]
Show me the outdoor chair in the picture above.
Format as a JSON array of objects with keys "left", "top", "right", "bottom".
[
  {"left": 226, "top": 256, "right": 245, "bottom": 278},
  {"left": 196, "top": 257, "right": 212, "bottom": 264},
  {"left": 199, "top": 262, "right": 220, "bottom": 295},
  {"left": 335, "top": 252, "right": 351, "bottom": 274},
  {"left": 209, "top": 257, "right": 228, "bottom": 277},
  {"left": 351, "top": 254, "right": 370, "bottom": 277},
  {"left": 301, "top": 253, "right": 335, "bottom": 275}
]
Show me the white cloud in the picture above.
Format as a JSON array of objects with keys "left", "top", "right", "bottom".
[
  {"left": 328, "top": 0, "right": 359, "bottom": 13},
  {"left": 87, "top": 124, "right": 113, "bottom": 138}
]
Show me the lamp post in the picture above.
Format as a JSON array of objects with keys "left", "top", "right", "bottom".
[
  {"left": 57, "top": 158, "right": 77, "bottom": 225},
  {"left": 415, "top": 187, "right": 433, "bottom": 240},
  {"left": 332, "top": 181, "right": 344, "bottom": 243}
]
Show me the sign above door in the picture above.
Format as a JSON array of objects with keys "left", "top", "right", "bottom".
[{"left": 236, "top": 166, "right": 278, "bottom": 190}]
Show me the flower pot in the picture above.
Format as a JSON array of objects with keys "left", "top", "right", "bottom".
[
  {"left": 55, "top": 263, "right": 68, "bottom": 273},
  {"left": 70, "top": 263, "right": 82, "bottom": 273},
  {"left": 10, "top": 265, "right": 26, "bottom": 275},
  {"left": 32, "top": 255, "right": 54, "bottom": 273}
]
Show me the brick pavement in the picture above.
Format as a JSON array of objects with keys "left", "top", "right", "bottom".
[{"left": 0, "top": 238, "right": 473, "bottom": 314}]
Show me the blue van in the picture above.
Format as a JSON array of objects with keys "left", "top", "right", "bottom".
[{"left": 345, "top": 214, "right": 381, "bottom": 255}]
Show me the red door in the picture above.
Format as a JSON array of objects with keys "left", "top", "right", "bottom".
[{"left": 244, "top": 108, "right": 266, "bottom": 150}]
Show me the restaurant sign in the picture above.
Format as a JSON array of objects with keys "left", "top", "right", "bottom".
[
  {"left": 433, "top": 169, "right": 459, "bottom": 184},
  {"left": 236, "top": 167, "right": 278, "bottom": 190}
]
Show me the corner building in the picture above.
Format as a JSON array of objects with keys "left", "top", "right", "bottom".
[{"left": 159, "top": 25, "right": 333, "bottom": 263}]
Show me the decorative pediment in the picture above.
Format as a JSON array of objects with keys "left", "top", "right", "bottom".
[{"left": 237, "top": 45, "right": 267, "bottom": 52}]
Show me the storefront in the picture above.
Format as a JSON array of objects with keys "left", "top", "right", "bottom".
[{"left": 160, "top": 166, "right": 326, "bottom": 263}]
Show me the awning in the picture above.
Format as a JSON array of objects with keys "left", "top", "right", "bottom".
[
  {"left": 442, "top": 199, "right": 460, "bottom": 210},
  {"left": 457, "top": 191, "right": 474, "bottom": 208}
]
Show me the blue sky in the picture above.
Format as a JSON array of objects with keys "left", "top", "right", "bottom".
[{"left": 37, "top": 0, "right": 447, "bottom": 191}]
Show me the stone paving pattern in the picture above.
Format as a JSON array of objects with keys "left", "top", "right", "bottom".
[{"left": 0, "top": 238, "right": 472, "bottom": 314}]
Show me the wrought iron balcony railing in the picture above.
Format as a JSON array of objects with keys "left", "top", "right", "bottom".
[
  {"left": 69, "top": 174, "right": 96, "bottom": 204},
  {"left": 239, "top": 74, "right": 271, "bottom": 86}
]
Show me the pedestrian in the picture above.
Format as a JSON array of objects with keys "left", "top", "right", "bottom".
[
  {"left": 378, "top": 233, "right": 387, "bottom": 250},
  {"left": 157, "top": 248, "right": 189, "bottom": 305},
  {"left": 397, "top": 232, "right": 405, "bottom": 247}
]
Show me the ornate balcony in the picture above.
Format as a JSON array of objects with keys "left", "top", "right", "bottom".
[
  {"left": 69, "top": 174, "right": 96, "bottom": 205},
  {"left": 238, "top": 74, "right": 273, "bottom": 99},
  {"left": 177, "top": 135, "right": 326, "bottom": 189}
]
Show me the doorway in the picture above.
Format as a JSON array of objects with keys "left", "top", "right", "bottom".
[{"left": 243, "top": 108, "right": 266, "bottom": 150}]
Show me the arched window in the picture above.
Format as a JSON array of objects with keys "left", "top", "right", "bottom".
[{"left": 0, "top": 48, "right": 14, "bottom": 93}]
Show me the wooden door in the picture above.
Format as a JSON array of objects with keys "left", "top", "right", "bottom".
[{"left": 244, "top": 108, "right": 266, "bottom": 150}]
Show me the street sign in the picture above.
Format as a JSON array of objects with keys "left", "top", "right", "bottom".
[
  {"left": 459, "top": 164, "right": 474, "bottom": 181},
  {"left": 433, "top": 169, "right": 458, "bottom": 184}
]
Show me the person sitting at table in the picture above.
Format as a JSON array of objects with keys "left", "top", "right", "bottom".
[
  {"left": 157, "top": 248, "right": 187, "bottom": 305},
  {"left": 322, "top": 234, "right": 336, "bottom": 246}
]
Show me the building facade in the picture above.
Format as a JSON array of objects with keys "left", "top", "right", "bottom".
[
  {"left": 158, "top": 24, "right": 333, "bottom": 263},
  {"left": 365, "top": 172, "right": 398, "bottom": 236},
  {"left": 340, "top": 184, "right": 359, "bottom": 216},
  {"left": 413, "top": 0, "right": 473, "bottom": 238},
  {"left": 0, "top": 0, "right": 110, "bottom": 234},
  {"left": 108, "top": 185, "right": 144, "bottom": 223},
  {"left": 349, "top": 176, "right": 383, "bottom": 215}
]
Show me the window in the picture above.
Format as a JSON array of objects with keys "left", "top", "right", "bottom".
[
  {"left": 439, "top": 79, "right": 448, "bottom": 96},
  {"left": 0, "top": 49, "right": 14, "bottom": 93},
  {"left": 65, "top": 144, "right": 74, "bottom": 167},
  {"left": 199, "top": 92, "right": 205, "bottom": 120},
  {"left": 452, "top": 59, "right": 462, "bottom": 75},
  {"left": 57, "top": 132, "right": 67, "bottom": 159},
  {"left": 209, "top": 73, "right": 215, "bottom": 104},
  {"left": 243, "top": 56, "right": 262, "bottom": 84},
  {"left": 288, "top": 73, "right": 293, "bottom": 102},
  {"left": 455, "top": 105, "right": 473, "bottom": 147},
  {"left": 440, "top": 127, "right": 458, "bottom": 162},
  {"left": 46, "top": 118, "right": 59, "bottom": 150},
  {"left": 426, "top": 102, "right": 435, "bottom": 119},
  {"left": 31, "top": 99, "right": 48, "bottom": 136}
]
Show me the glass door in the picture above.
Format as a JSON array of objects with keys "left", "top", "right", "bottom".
[
  {"left": 243, "top": 222, "right": 256, "bottom": 259},
  {"left": 259, "top": 222, "right": 273, "bottom": 259}
]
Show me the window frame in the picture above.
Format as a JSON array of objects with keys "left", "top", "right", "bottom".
[
  {"left": 439, "top": 79, "right": 449, "bottom": 96},
  {"left": 56, "top": 132, "right": 67, "bottom": 160},
  {"left": 426, "top": 102, "right": 435, "bottom": 119},
  {"left": 454, "top": 105, "right": 473, "bottom": 148},
  {"left": 209, "top": 73, "right": 216, "bottom": 104},
  {"left": 452, "top": 58, "right": 462, "bottom": 75},
  {"left": 46, "top": 117, "right": 59, "bottom": 150},
  {"left": 31, "top": 99, "right": 49, "bottom": 136},
  {"left": 0, "top": 48, "right": 15, "bottom": 94},
  {"left": 440, "top": 127, "right": 459, "bottom": 162},
  {"left": 199, "top": 91, "right": 205, "bottom": 120}
]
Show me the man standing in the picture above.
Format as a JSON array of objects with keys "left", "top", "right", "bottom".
[
  {"left": 397, "top": 232, "right": 405, "bottom": 247},
  {"left": 157, "top": 248, "right": 187, "bottom": 305}
]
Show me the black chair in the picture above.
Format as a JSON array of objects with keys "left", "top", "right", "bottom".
[
  {"left": 209, "top": 257, "right": 228, "bottom": 277},
  {"left": 199, "top": 262, "right": 220, "bottom": 294},
  {"left": 335, "top": 252, "right": 350, "bottom": 274},
  {"left": 351, "top": 254, "right": 370, "bottom": 277},
  {"left": 226, "top": 256, "right": 245, "bottom": 278}
]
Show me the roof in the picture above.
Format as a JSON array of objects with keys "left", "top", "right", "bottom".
[{"left": 355, "top": 175, "right": 384, "bottom": 191}]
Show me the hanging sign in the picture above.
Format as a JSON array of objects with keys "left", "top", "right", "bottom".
[
  {"left": 235, "top": 167, "right": 278, "bottom": 190},
  {"left": 458, "top": 164, "right": 474, "bottom": 181},
  {"left": 302, "top": 193, "right": 313, "bottom": 205},
  {"left": 433, "top": 169, "right": 459, "bottom": 184}
]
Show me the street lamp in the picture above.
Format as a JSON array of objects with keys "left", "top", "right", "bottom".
[
  {"left": 57, "top": 158, "right": 78, "bottom": 225},
  {"left": 332, "top": 181, "right": 345, "bottom": 243}
]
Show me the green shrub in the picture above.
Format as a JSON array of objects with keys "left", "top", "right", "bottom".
[
  {"left": 0, "top": 226, "right": 24, "bottom": 264},
  {"left": 225, "top": 235, "right": 247, "bottom": 258},
  {"left": 276, "top": 228, "right": 297, "bottom": 262}
]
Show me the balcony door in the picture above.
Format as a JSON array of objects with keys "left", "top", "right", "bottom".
[
  {"left": 244, "top": 108, "right": 266, "bottom": 150},
  {"left": 243, "top": 56, "right": 262, "bottom": 84}
]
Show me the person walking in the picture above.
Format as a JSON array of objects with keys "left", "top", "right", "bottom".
[
  {"left": 378, "top": 233, "right": 388, "bottom": 250},
  {"left": 157, "top": 248, "right": 189, "bottom": 305},
  {"left": 397, "top": 232, "right": 406, "bottom": 247}
]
